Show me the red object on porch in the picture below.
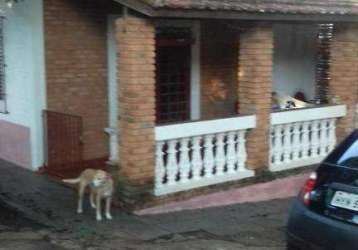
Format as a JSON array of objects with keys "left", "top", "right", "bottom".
[{"left": 294, "top": 91, "right": 307, "bottom": 102}]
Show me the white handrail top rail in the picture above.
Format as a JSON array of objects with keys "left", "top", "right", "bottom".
[
  {"left": 155, "top": 115, "right": 256, "bottom": 141},
  {"left": 271, "top": 105, "right": 347, "bottom": 125}
]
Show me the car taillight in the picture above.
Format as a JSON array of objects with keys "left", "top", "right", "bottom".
[{"left": 300, "top": 172, "right": 317, "bottom": 206}]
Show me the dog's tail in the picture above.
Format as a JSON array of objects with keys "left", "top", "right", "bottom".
[{"left": 63, "top": 178, "right": 81, "bottom": 184}]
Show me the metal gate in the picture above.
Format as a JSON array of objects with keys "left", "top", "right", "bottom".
[{"left": 43, "top": 110, "right": 83, "bottom": 178}]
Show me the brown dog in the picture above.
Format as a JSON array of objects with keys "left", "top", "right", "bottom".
[{"left": 63, "top": 169, "right": 114, "bottom": 221}]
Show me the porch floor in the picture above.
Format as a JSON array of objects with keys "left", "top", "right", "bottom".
[{"left": 136, "top": 172, "right": 309, "bottom": 215}]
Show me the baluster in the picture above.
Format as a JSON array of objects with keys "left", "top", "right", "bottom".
[
  {"left": 269, "top": 128, "right": 273, "bottom": 164},
  {"left": 292, "top": 123, "right": 301, "bottom": 161},
  {"left": 301, "top": 121, "right": 310, "bottom": 159},
  {"left": 311, "top": 120, "right": 320, "bottom": 158},
  {"left": 155, "top": 141, "right": 165, "bottom": 190},
  {"left": 237, "top": 130, "right": 247, "bottom": 171},
  {"left": 191, "top": 136, "right": 203, "bottom": 180},
  {"left": 324, "top": 119, "right": 332, "bottom": 154},
  {"left": 215, "top": 133, "right": 226, "bottom": 176},
  {"left": 166, "top": 140, "right": 178, "bottom": 185},
  {"left": 272, "top": 125, "right": 283, "bottom": 165},
  {"left": 226, "top": 131, "right": 236, "bottom": 174},
  {"left": 319, "top": 119, "right": 329, "bottom": 156},
  {"left": 179, "top": 138, "right": 190, "bottom": 184},
  {"left": 327, "top": 119, "right": 337, "bottom": 152},
  {"left": 282, "top": 124, "right": 292, "bottom": 164},
  {"left": 203, "top": 134, "right": 215, "bottom": 178}
]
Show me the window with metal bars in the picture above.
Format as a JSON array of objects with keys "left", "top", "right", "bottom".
[
  {"left": 155, "top": 27, "right": 192, "bottom": 124},
  {"left": 0, "top": 17, "right": 6, "bottom": 113},
  {"left": 315, "top": 23, "right": 334, "bottom": 104}
]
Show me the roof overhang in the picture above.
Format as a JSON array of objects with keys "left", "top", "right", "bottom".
[
  {"left": 113, "top": 0, "right": 156, "bottom": 16},
  {"left": 113, "top": 0, "right": 358, "bottom": 22}
]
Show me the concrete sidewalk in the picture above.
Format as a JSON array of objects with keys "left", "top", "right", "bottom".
[{"left": 0, "top": 159, "right": 294, "bottom": 249}]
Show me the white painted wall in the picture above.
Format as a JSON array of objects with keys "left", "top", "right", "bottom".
[
  {"left": 0, "top": 0, "right": 46, "bottom": 169},
  {"left": 273, "top": 24, "right": 318, "bottom": 101},
  {"left": 106, "top": 15, "right": 120, "bottom": 163}
]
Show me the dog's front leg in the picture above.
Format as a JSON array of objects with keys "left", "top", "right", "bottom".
[
  {"left": 105, "top": 197, "right": 112, "bottom": 220},
  {"left": 77, "top": 183, "right": 85, "bottom": 214},
  {"left": 90, "top": 192, "right": 96, "bottom": 209},
  {"left": 96, "top": 194, "right": 102, "bottom": 221}
]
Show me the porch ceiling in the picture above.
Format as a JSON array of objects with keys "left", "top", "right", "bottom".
[{"left": 114, "top": 0, "right": 358, "bottom": 21}]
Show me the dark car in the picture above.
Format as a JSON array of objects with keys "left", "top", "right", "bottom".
[{"left": 287, "top": 130, "right": 358, "bottom": 250}]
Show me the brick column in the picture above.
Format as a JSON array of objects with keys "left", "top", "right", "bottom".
[
  {"left": 116, "top": 16, "right": 156, "bottom": 206},
  {"left": 238, "top": 24, "right": 273, "bottom": 170},
  {"left": 330, "top": 24, "right": 358, "bottom": 141}
]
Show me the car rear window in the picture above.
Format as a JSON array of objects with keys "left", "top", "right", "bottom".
[{"left": 324, "top": 130, "right": 358, "bottom": 168}]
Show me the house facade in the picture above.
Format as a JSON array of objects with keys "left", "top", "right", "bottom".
[
  {"left": 0, "top": 0, "right": 358, "bottom": 208},
  {"left": 0, "top": 0, "right": 46, "bottom": 169}
]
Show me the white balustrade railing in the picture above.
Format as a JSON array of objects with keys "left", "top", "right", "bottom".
[
  {"left": 154, "top": 115, "right": 256, "bottom": 196},
  {"left": 270, "top": 105, "right": 346, "bottom": 172}
]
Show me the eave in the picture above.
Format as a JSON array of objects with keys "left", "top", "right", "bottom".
[{"left": 113, "top": 0, "right": 358, "bottom": 22}]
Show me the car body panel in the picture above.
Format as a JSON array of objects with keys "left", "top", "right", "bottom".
[
  {"left": 287, "top": 199, "right": 358, "bottom": 250},
  {"left": 287, "top": 130, "right": 358, "bottom": 250}
]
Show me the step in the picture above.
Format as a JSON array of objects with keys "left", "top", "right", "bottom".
[{"left": 135, "top": 173, "right": 309, "bottom": 215}]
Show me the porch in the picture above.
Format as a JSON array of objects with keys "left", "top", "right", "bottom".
[{"left": 116, "top": 15, "right": 356, "bottom": 201}]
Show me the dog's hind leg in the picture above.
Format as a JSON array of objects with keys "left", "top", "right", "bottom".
[
  {"left": 77, "top": 183, "right": 85, "bottom": 214},
  {"left": 90, "top": 192, "right": 96, "bottom": 209},
  {"left": 105, "top": 197, "right": 112, "bottom": 220}
]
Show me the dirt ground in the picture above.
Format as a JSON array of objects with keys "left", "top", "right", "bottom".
[
  {"left": 0, "top": 160, "right": 291, "bottom": 250},
  {"left": 0, "top": 198, "right": 290, "bottom": 250}
]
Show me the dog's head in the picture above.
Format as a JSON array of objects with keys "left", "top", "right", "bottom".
[{"left": 92, "top": 170, "right": 111, "bottom": 187}]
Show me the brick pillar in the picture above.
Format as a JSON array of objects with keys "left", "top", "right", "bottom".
[
  {"left": 238, "top": 24, "right": 273, "bottom": 170},
  {"left": 116, "top": 16, "right": 156, "bottom": 206},
  {"left": 330, "top": 24, "right": 358, "bottom": 141}
]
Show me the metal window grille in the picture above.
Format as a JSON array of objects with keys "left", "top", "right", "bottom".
[
  {"left": 0, "top": 17, "right": 6, "bottom": 113},
  {"left": 315, "top": 23, "right": 334, "bottom": 104},
  {"left": 155, "top": 27, "right": 192, "bottom": 124}
]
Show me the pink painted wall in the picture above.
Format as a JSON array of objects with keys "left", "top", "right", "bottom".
[{"left": 0, "top": 120, "right": 31, "bottom": 168}]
